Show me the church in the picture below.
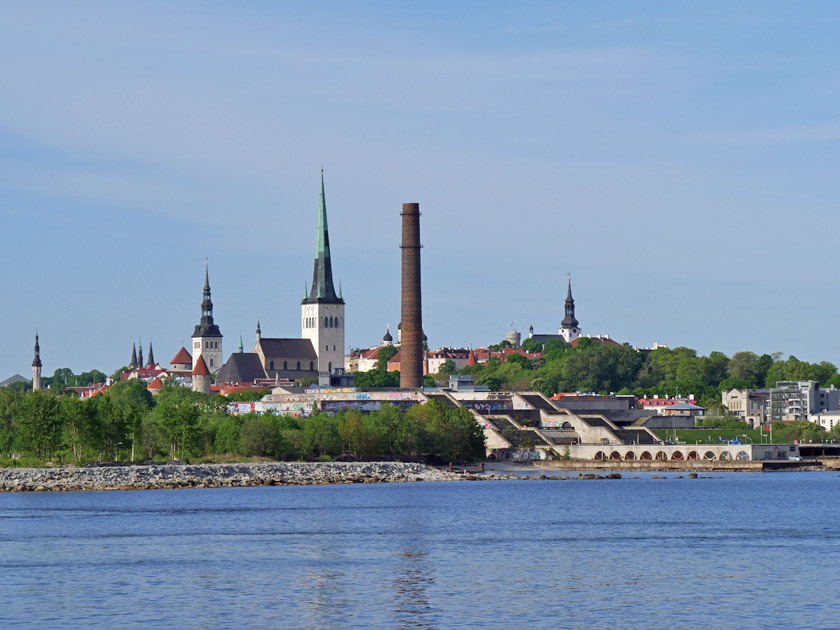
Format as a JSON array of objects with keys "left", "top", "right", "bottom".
[{"left": 216, "top": 172, "right": 346, "bottom": 386}]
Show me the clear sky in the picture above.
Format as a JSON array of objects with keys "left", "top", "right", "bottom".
[{"left": 2, "top": 1, "right": 839, "bottom": 379}]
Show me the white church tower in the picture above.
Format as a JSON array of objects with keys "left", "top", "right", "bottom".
[
  {"left": 560, "top": 279, "right": 582, "bottom": 343},
  {"left": 301, "top": 172, "right": 345, "bottom": 374},
  {"left": 191, "top": 264, "right": 223, "bottom": 373}
]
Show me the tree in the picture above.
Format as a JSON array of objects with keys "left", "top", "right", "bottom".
[
  {"left": 303, "top": 415, "right": 342, "bottom": 457},
  {"left": 337, "top": 412, "right": 386, "bottom": 460},
  {"left": 107, "top": 379, "right": 154, "bottom": 460},
  {"left": 18, "top": 390, "right": 62, "bottom": 460},
  {"left": 376, "top": 345, "right": 399, "bottom": 371},
  {"left": 521, "top": 337, "right": 543, "bottom": 354},
  {"left": 438, "top": 359, "right": 456, "bottom": 375},
  {"left": 238, "top": 414, "right": 281, "bottom": 458}
]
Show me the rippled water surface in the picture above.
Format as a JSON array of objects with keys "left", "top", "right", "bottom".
[{"left": 2, "top": 472, "right": 840, "bottom": 629}]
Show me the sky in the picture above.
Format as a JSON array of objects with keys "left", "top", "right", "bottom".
[{"left": 1, "top": 1, "right": 839, "bottom": 379}]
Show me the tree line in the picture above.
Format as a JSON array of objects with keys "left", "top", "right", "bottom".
[{"left": 0, "top": 379, "right": 484, "bottom": 465}]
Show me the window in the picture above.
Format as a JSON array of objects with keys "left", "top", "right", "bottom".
[
  {"left": 325, "top": 345, "right": 328, "bottom": 351},
  {"left": 297, "top": 361, "right": 301, "bottom": 370},
  {"left": 283, "top": 361, "right": 287, "bottom": 370},
  {"left": 270, "top": 361, "right": 274, "bottom": 370},
  {"left": 210, "top": 358, "right": 214, "bottom": 367},
  {"left": 310, "top": 361, "right": 314, "bottom": 370}
]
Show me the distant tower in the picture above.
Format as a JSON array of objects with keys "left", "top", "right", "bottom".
[
  {"left": 382, "top": 324, "right": 393, "bottom": 347},
  {"left": 256, "top": 320, "right": 261, "bottom": 341},
  {"left": 191, "top": 354, "right": 211, "bottom": 395},
  {"left": 32, "top": 332, "right": 42, "bottom": 391},
  {"left": 400, "top": 202, "right": 423, "bottom": 388},
  {"left": 137, "top": 339, "right": 144, "bottom": 369},
  {"left": 528, "top": 324, "right": 534, "bottom": 339},
  {"left": 147, "top": 340, "right": 155, "bottom": 367},
  {"left": 129, "top": 342, "right": 138, "bottom": 369},
  {"left": 301, "top": 172, "right": 345, "bottom": 374},
  {"left": 560, "top": 279, "right": 581, "bottom": 343},
  {"left": 192, "top": 263, "right": 223, "bottom": 373}
]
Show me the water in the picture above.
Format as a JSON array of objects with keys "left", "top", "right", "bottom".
[{"left": 2, "top": 472, "right": 839, "bottom": 629}]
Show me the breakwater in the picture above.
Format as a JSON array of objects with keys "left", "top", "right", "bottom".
[{"left": 0, "top": 461, "right": 457, "bottom": 492}]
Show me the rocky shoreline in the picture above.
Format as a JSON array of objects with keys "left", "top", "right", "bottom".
[{"left": 0, "top": 461, "right": 459, "bottom": 492}]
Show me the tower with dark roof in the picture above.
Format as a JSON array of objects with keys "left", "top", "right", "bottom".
[
  {"left": 130, "top": 342, "right": 138, "bottom": 369},
  {"left": 382, "top": 324, "right": 393, "bottom": 347},
  {"left": 301, "top": 172, "right": 345, "bottom": 374},
  {"left": 559, "top": 279, "right": 581, "bottom": 343},
  {"left": 137, "top": 339, "right": 143, "bottom": 369},
  {"left": 32, "top": 332, "right": 42, "bottom": 391},
  {"left": 191, "top": 263, "right": 223, "bottom": 373},
  {"left": 147, "top": 339, "right": 155, "bottom": 367}
]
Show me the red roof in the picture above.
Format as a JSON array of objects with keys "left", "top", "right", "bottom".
[
  {"left": 192, "top": 355, "right": 210, "bottom": 376},
  {"left": 220, "top": 383, "right": 267, "bottom": 396},
  {"left": 171, "top": 347, "right": 192, "bottom": 365},
  {"left": 467, "top": 350, "right": 477, "bottom": 366},
  {"left": 570, "top": 335, "right": 620, "bottom": 348},
  {"left": 147, "top": 377, "right": 164, "bottom": 390}
]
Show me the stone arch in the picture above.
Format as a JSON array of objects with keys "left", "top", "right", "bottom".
[
  {"left": 719, "top": 451, "right": 732, "bottom": 461},
  {"left": 687, "top": 451, "right": 698, "bottom": 460},
  {"left": 640, "top": 451, "right": 652, "bottom": 460},
  {"left": 671, "top": 451, "right": 684, "bottom": 460},
  {"left": 624, "top": 451, "right": 635, "bottom": 460},
  {"left": 736, "top": 451, "right": 749, "bottom": 461},
  {"left": 562, "top": 421, "right": 573, "bottom": 429},
  {"left": 609, "top": 451, "right": 622, "bottom": 460},
  {"left": 655, "top": 451, "right": 667, "bottom": 461},
  {"left": 594, "top": 451, "right": 606, "bottom": 460},
  {"left": 703, "top": 451, "right": 716, "bottom": 460}
]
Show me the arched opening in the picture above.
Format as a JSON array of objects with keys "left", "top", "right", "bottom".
[
  {"left": 687, "top": 451, "right": 698, "bottom": 460},
  {"left": 594, "top": 451, "right": 606, "bottom": 460},
  {"left": 703, "top": 451, "right": 716, "bottom": 460},
  {"left": 562, "top": 422, "right": 573, "bottom": 429},
  {"left": 310, "top": 361, "right": 314, "bottom": 370},
  {"left": 670, "top": 451, "right": 684, "bottom": 460},
  {"left": 640, "top": 451, "right": 652, "bottom": 460},
  {"left": 609, "top": 451, "right": 622, "bottom": 460},
  {"left": 720, "top": 451, "right": 732, "bottom": 461},
  {"left": 269, "top": 360, "right": 274, "bottom": 370},
  {"left": 283, "top": 361, "right": 287, "bottom": 370},
  {"left": 624, "top": 452, "right": 635, "bottom": 460},
  {"left": 328, "top": 362, "right": 332, "bottom": 372},
  {"left": 296, "top": 361, "right": 301, "bottom": 370},
  {"left": 736, "top": 451, "right": 749, "bottom": 461},
  {"left": 655, "top": 452, "right": 667, "bottom": 461}
]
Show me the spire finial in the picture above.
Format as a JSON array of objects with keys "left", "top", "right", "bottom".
[{"left": 239, "top": 332, "right": 244, "bottom": 353}]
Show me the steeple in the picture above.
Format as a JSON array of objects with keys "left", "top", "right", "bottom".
[
  {"left": 561, "top": 279, "right": 579, "bottom": 329},
  {"left": 147, "top": 339, "right": 155, "bottom": 367},
  {"left": 32, "top": 332, "right": 42, "bottom": 391},
  {"left": 130, "top": 342, "right": 138, "bottom": 368},
  {"left": 238, "top": 333, "right": 244, "bottom": 353},
  {"left": 303, "top": 171, "right": 342, "bottom": 304},
  {"left": 256, "top": 320, "right": 261, "bottom": 340},
  {"left": 192, "top": 263, "right": 222, "bottom": 338},
  {"left": 137, "top": 338, "right": 144, "bottom": 368}
]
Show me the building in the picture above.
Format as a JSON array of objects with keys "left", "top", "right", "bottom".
[
  {"left": 809, "top": 411, "right": 840, "bottom": 432},
  {"left": 638, "top": 395, "right": 698, "bottom": 415},
  {"left": 770, "top": 380, "right": 840, "bottom": 422},
  {"left": 722, "top": 388, "right": 770, "bottom": 428},
  {"left": 560, "top": 279, "right": 581, "bottom": 343},
  {"left": 191, "top": 265, "right": 223, "bottom": 374},
  {"left": 426, "top": 348, "right": 471, "bottom": 374},
  {"left": 300, "top": 171, "right": 345, "bottom": 375},
  {"left": 31, "top": 332, "right": 42, "bottom": 391}
]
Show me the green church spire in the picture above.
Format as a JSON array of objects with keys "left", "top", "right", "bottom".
[{"left": 303, "top": 170, "right": 342, "bottom": 304}]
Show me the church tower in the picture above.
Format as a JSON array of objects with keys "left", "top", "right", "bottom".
[
  {"left": 301, "top": 172, "right": 345, "bottom": 374},
  {"left": 192, "top": 264, "right": 223, "bottom": 373},
  {"left": 32, "top": 332, "right": 42, "bottom": 390},
  {"left": 560, "top": 279, "right": 581, "bottom": 343}
]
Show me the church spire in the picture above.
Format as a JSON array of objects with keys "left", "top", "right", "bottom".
[
  {"left": 147, "top": 339, "right": 155, "bottom": 367},
  {"left": 137, "top": 337, "right": 144, "bottom": 368},
  {"left": 303, "top": 171, "right": 342, "bottom": 304},
  {"left": 32, "top": 331, "right": 42, "bottom": 390},
  {"left": 561, "top": 278, "right": 578, "bottom": 329},
  {"left": 193, "top": 262, "right": 222, "bottom": 338},
  {"left": 130, "top": 342, "right": 137, "bottom": 368}
]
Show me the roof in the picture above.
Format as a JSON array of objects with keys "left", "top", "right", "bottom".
[
  {"left": 147, "top": 377, "right": 164, "bottom": 390},
  {"left": 192, "top": 355, "right": 211, "bottom": 376},
  {"left": 257, "top": 338, "right": 317, "bottom": 359},
  {"left": 302, "top": 173, "right": 343, "bottom": 305},
  {"left": 219, "top": 383, "right": 269, "bottom": 396},
  {"left": 171, "top": 347, "right": 192, "bottom": 365},
  {"left": 665, "top": 402, "right": 704, "bottom": 410},
  {"left": 216, "top": 352, "right": 268, "bottom": 385},
  {"left": 570, "top": 335, "right": 620, "bottom": 348},
  {"left": 0, "top": 374, "right": 28, "bottom": 387}
]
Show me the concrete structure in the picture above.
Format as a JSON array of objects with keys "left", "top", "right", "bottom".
[
  {"left": 722, "top": 388, "right": 770, "bottom": 428},
  {"left": 399, "top": 202, "right": 423, "bottom": 388},
  {"left": 505, "top": 328, "right": 521, "bottom": 347},
  {"left": 191, "top": 265, "right": 223, "bottom": 374},
  {"left": 31, "top": 332, "right": 42, "bottom": 391},
  {"left": 770, "top": 380, "right": 840, "bottom": 422},
  {"left": 549, "top": 393, "right": 651, "bottom": 426},
  {"left": 301, "top": 172, "right": 345, "bottom": 375}
]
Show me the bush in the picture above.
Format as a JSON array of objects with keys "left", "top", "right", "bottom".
[{"left": 238, "top": 415, "right": 281, "bottom": 458}]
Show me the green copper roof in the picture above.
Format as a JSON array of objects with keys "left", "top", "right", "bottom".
[{"left": 303, "top": 171, "right": 342, "bottom": 304}]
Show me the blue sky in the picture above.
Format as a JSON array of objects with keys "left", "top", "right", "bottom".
[{"left": 1, "top": 1, "right": 839, "bottom": 378}]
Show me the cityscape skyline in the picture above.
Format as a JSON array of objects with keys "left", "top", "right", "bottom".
[{"left": 3, "top": 2, "right": 839, "bottom": 378}]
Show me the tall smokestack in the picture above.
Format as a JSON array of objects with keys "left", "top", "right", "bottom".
[{"left": 400, "top": 202, "right": 423, "bottom": 389}]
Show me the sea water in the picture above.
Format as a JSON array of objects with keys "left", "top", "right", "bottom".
[{"left": 1, "top": 471, "right": 839, "bottom": 629}]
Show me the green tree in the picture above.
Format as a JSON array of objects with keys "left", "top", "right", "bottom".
[
  {"left": 438, "top": 359, "right": 456, "bottom": 375},
  {"left": 337, "top": 412, "right": 386, "bottom": 460},
  {"left": 303, "top": 415, "right": 342, "bottom": 457},
  {"left": 376, "top": 345, "right": 400, "bottom": 371},
  {"left": 18, "top": 390, "right": 63, "bottom": 460},
  {"left": 521, "top": 337, "right": 543, "bottom": 354},
  {"left": 238, "top": 414, "right": 281, "bottom": 457}
]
